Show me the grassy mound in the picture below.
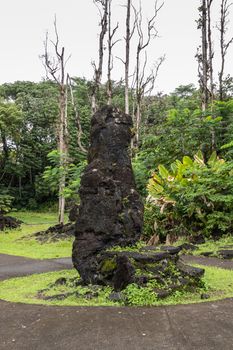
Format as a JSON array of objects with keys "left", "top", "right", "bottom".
[
  {"left": 0, "top": 211, "right": 72, "bottom": 259},
  {"left": 0, "top": 265, "right": 232, "bottom": 307}
]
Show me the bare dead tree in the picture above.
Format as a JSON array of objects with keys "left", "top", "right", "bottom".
[
  {"left": 67, "top": 75, "right": 87, "bottom": 154},
  {"left": 41, "top": 17, "right": 70, "bottom": 224},
  {"left": 197, "top": 0, "right": 209, "bottom": 111},
  {"left": 124, "top": 0, "right": 137, "bottom": 114},
  {"left": 116, "top": 0, "right": 137, "bottom": 114},
  {"left": 107, "top": 0, "right": 119, "bottom": 105},
  {"left": 207, "top": 0, "right": 214, "bottom": 103},
  {"left": 91, "top": 0, "right": 109, "bottom": 113},
  {"left": 133, "top": 1, "right": 164, "bottom": 147},
  {"left": 218, "top": 0, "right": 233, "bottom": 100}
]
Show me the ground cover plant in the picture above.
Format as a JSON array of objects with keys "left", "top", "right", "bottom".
[
  {"left": 0, "top": 264, "right": 232, "bottom": 307},
  {"left": 0, "top": 211, "right": 72, "bottom": 259}
]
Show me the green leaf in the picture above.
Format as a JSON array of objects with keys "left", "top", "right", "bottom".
[
  {"left": 208, "top": 151, "right": 217, "bottom": 165},
  {"left": 158, "top": 165, "right": 169, "bottom": 179},
  {"left": 183, "top": 156, "right": 193, "bottom": 166}
]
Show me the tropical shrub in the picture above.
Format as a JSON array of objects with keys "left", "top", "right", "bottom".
[{"left": 146, "top": 151, "right": 233, "bottom": 239}]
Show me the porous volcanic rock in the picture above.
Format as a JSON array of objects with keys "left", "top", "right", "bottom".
[
  {"left": 0, "top": 215, "right": 22, "bottom": 231},
  {"left": 72, "top": 106, "right": 144, "bottom": 284},
  {"left": 218, "top": 250, "right": 233, "bottom": 259},
  {"left": 29, "top": 223, "right": 75, "bottom": 243}
]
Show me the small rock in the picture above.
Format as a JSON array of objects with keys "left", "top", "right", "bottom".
[
  {"left": 109, "top": 292, "right": 125, "bottom": 302},
  {"left": 154, "top": 289, "right": 171, "bottom": 299},
  {"left": 160, "top": 246, "right": 181, "bottom": 255},
  {"left": 177, "top": 261, "right": 205, "bottom": 278},
  {"left": 135, "top": 275, "right": 149, "bottom": 286},
  {"left": 179, "top": 243, "right": 198, "bottom": 251},
  {"left": 200, "top": 251, "right": 213, "bottom": 257},
  {"left": 190, "top": 234, "right": 205, "bottom": 245},
  {"left": 85, "top": 291, "right": 99, "bottom": 300},
  {"left": 113, "top": 255, "right": 135, "bottom": 291},
  {"left": 178, "top": 277, "right": 189, "bottom": 286},
  {"left": 218, "top": 250, "right": 233, "bottom": 259},
  {"left": 54, "top": 277, "right": 67, "bottom": 286},
  {"left": 201, "top": 293, "right": 210, "bottom": 300}
]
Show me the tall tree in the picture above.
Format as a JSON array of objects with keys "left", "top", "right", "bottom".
[
  {"left": 106, "top": 0, "right": 119, "bottom": 105},
  {"left": 197, "top": 0, "right": 214, "bottom": 111},
  {"left": 207, "top": 0, "right": 214, "bottom": 103},
  {"left": 133, "top": 1, "right": 164, "bottom": 147},
  {"left": 197, "top": 0, "right": 209, "bottom": 111},
  {"left": 41, "top": 17, "right": 70, "bottom": 224},
  {"left": 91, "top": 0, "right": 108, "bottom": 113},
  {"left": 218, "top": 0, "right": 233, "bottom": 101}
]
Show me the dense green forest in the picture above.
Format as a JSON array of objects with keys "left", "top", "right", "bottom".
[
  {"left": 1, "top": 0, "right": 233, "bottom": 242},
  {"left": 1, "top": 78, "right": 233, "bottom": 238}
]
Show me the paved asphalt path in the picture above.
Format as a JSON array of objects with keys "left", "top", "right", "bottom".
[
  {"left": 0, "top": 254, "right": 72, "bottom": 281},
  {"left": 0, "top": 254, "right": 233, "bottom": 350}
]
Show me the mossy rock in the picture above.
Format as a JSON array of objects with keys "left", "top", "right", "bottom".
[{"left": 100, "top": 258, "right": 117, "bottom": 274}]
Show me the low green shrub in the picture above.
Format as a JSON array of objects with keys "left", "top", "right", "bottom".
[{"left": 146, "top": 151, "right": 233, "bottom": 239}]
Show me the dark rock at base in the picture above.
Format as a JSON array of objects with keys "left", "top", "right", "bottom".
[
  {"left": 72, "top": 106, "right": 144, "bottom": 284},
  {"left": 69, "top": 205, "right": 79, "bottom": 222},
  {"left": 154, "top": 289, "right": 172, "bottom": 299},
  {"left": 190, "top": 234, "right": 205, "bottom": 245},
  {"left": 113, "top": 255, "right": 135, "bottom": 291},
  {"left": 84, "top": 291, "right": 99, "bottom": 300},
  {"left": 179, "top": 243, "right": 198, "bottom": 251},
  {"left": 135, "top": 275, "right": 149, "bottom": 286},
  {"left": 200, "top": 251, "right": 213, "bottom": 257},
  {"left": 160, "top": 246, "right": 182, "bottom": 255},
  {"left": 177, "top": 261, "right": 205, "bottom": 278},
  {"left": 109, "top": 292, "right": 126, "bottom": 302},
  {"left": 218, "top": 250, "right": 233, "bottom": 259},
  {"left": 201, "top": 293, "right": 210, "bottom": 300},
  {"left": 178, "top": 277, "right": 190, "bottom": 287},
  {"left": 105, "top": 250, "right": 171, "bottom": 264},
  {"left": 30, "top": 223, "right": 75, "bottom": 243},
  {"left": 54, "top": 277, "right": 67, "bottom": 286},
  {"left": 0, "top": 215, "right": 22, "bottom": 231}
]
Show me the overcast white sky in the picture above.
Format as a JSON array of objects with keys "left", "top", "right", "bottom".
[{"left": 0, "top": 0, "right": 232, "bottom": 93}]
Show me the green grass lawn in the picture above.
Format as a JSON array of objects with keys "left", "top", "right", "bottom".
[
  {"left": 174, "top": 235, "right": 233, "bottom": 258},
  {"left": 192, "top": 235, "right": 233, "bottom": 257},
  {"left": 0, "top": 211, "right": 72, "bottom": 259},
  {"left": 0, "top": 264, "right": 232, "bottom": 307}
]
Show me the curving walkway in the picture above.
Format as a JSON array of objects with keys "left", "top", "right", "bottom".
[
  {"left": 0, "top": 254, "right": 72, "bottom": 281},
  {"left": 0, "top": 253, "right": 233, "bottom": 350}
]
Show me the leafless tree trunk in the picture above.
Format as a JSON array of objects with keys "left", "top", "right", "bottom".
[
  {"left": 133, "top": 1, "right": 164, "bottom": 147},
  {"left": 116, "top": 0, "right": 137, "bottom": 114},
  {"left": 218, "top": 0, "right": 233, "bottom": 101},
  {"left": 107, "top": 0, "right": 119, "bottom": 105},
  {"left": 207, "top": 0, "right": 214, "bottom": 103},
  {"left": 92, "top": 0, "right": 108, "bottom": 113},
  {"left": 125, "top": 0, "right": 131, "bottom": 114},
  {"left": 41, "top": 17, "right": 70, "bottom": 224},
  {"left": 197, "top": 0, "right": 209, "bottom": 112},
  {"left": 67, "top": 75, "right": 87, "bottom": 154}
]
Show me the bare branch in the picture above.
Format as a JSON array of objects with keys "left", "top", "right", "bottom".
[
  {"left": 67, "top": 75, "right": 87, "bottom": 154},
  {"left": 218, "top": 0, "right": 233, "bottom": 100},
  {"left": 91, "top": 0, "right": 109, "bottom": 112}
]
